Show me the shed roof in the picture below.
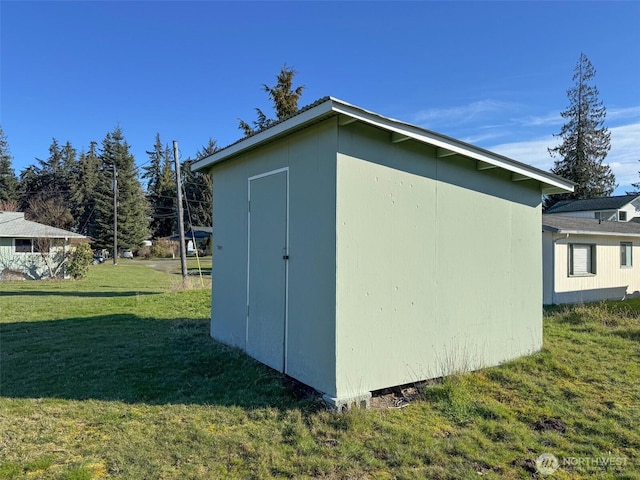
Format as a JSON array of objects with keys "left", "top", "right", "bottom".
[
  {"left": 0, "top": 212, "right": 86, "bottom": 239},
  {"left": 193, "top": 97, "right": 574, "bottom": 195},
  {"left": 545, "top": 194, "right": 640, "bottom": 213},
  {"left": 542, "top": 214, "right": 640, "bottom": 237}
]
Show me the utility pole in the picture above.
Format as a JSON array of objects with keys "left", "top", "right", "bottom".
[
  {"left": 112, "top": 164, "right": 118, "bottom": 265},
  {"left": 173, "top": 141, "right": 188, "bottom": 286}
]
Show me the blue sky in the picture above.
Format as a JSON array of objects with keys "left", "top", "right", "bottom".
[{"left": 2, "top": 1, "right": 639, "bottom": 193}]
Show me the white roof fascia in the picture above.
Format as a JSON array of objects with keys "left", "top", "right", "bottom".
[
  {"left": 192, "top": 100, "right": 335, "bottom": 172},
  {"left": 543, "top": 227, "right": 640, "bottom": 238},
  {"left": 329, "top": 98, "right": 573, "bottom": 195},
  {"left": 193, "top": 97, "right": 574, "bottom": 195}
]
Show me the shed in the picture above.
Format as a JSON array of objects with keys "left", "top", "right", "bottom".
[{"left": 193, "top": 97, "right": 574, "bottom": 409}]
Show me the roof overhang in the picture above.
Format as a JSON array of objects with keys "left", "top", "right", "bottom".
[
  {"left": 542, "top": 225, "right": 640, "bottom": 238},
  {"left": 193, "top": 97, "right": 574, "bottom": 195}
]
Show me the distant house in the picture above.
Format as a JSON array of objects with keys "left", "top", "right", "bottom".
[
  {"left": 542, "top": 214, "right": 640, "bottom": 304},
  {"left": 545, "top": 194, "right": 640, "bottom": 222},
  {"left": 0, "top": 211, "right": 86, "bottom": 280},
  {"left": 193, "top": 97, "right": 573, "bottom": 409},
  {"left": 170, "top": 226, "right": 213, "bottom": 255}
]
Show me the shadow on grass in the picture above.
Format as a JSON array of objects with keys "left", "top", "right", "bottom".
[
  {"left": 0, "top": 291, "right": 162, "bottom": 298},
  {"left": 0, "top": 315, "right": 304, "bottom": 409},
  {"left": 187, "top": 267, "right": 212, "bottom": 276}
]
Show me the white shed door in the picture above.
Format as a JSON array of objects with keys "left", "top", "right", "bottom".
[{"left": 247, "top": 169, "right": 288, "bottom": 372}]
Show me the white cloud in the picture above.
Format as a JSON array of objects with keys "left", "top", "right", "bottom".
[
  {"left": 607, "top": 105, "right": 640, "bottom": 122},
  {"left": 517, "top": 112, "right": 563, "bottom": 128},
  {"left": 490, "top": 135, "right": 556, "bottom": 171},
  {"left": 514, "top": 105, "right": 640, "bottom": 128},
  {"left": 413, "top": 99, "right": 518, "bottom": 126},
  {"left": 490, "top": 122, "right": 640, "bottom": 192}
]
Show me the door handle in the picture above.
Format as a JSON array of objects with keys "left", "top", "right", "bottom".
[{"left": 283, "top": 255, "right": 289, "bottom": 260}]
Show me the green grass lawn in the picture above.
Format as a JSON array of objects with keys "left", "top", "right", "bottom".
[{"left": 1, "top": 265, "right": 638, "bottom": 479}]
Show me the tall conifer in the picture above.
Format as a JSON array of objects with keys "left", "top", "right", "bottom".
[
  {"left": 0, "top": 125, "right": 19, "bottom": 204},
  {"left": 547, "top": 54, "right": 616, "bottom": 208}
]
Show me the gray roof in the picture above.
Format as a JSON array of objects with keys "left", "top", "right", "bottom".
[
  {"left": 0, "top": 212, "right": 86, "bottom": 239},
  {"left": 542, "top": 214, "right": 640, "bottom": 237},
  {"left": 193, "top": 97, "right": 574, "bottom": 195},
  {"left": 545, "top": 194, "right": 640, "bottom": 213}
]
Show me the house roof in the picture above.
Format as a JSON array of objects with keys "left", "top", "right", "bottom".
[
  {"left": 0, "top": 212, "right": 86, "bottom": 239},
  {"left": 542, "top": 214, "right": 640, "bottom": 237},
  {"left": 545, "top": 194, "right": 640, "bottom": 214},
  {"left": 193, "top": 97, "right": 574, "bottom": 195}
]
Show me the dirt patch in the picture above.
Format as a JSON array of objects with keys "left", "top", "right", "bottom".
[
  {"left": 532, "top": 417, "right": 566, "bottom": 434},
  {"left": 511, "top": 458, "right": 537, "bottom": 475},
  {"left": 370, "top": 384, "right": 422, "bottom": 409}
]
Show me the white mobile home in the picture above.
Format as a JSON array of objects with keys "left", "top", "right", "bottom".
[
  {"left": 542, "top": 215, "right": 640, "bottom": 304},
  {"left": 194, "top": 97, "right": 573, "bottom": 409}
]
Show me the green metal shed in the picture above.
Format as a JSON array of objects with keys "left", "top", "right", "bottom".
[{"left": 193, "top": 97, "right": 573, "bottom": 409}]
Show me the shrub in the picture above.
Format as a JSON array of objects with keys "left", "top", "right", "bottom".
[
  {"left": 150, "top": 239, "right": 177, "bottom": 258},
  {"left": 136, "top": 246, "right": 152, "bottom": 259},
  {"left": 67, "top": 243, "right": 93, "bottom": 279}
]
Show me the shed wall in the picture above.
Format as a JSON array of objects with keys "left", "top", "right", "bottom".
[
  {"left": 549, "top": 234, "right": 640, "bottom": 303},
  {"left": 209, "top": 120, "right": 338, "bottom": 395},
  {"left": 335, "top": 122, "right": 543, "bottom": 398}
]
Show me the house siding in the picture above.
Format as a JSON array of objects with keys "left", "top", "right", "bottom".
[
  {"left": 0, "top": 238, "right": 69, "bottom": 280},
  {"left": 334, "top": 121, "right": 543, "bottom": 398},
  {"left": 549, "top": 234, "right": 640, "bottom": 303}
]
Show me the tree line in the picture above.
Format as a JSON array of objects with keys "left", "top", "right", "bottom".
[
  {"left": 1, "top": 59, "right": 637, "bottom": 254},
  {"left": 0, "top": 125, "right": 215, "bottom": 251},
  {"left": 0, "top": 65, "right": 304, "bottom": 254}
]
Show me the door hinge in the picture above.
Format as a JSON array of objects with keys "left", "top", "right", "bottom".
[{"left": 282, "top": 255, "right": 289, "bottom": 260}]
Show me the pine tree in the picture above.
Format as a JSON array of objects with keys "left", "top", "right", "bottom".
[
  {"left": 21, "top": 138, "right": 76, "bottom": 228},
  {"left": 19, "top": 139, "right": 77, "bottom": 206},
  {"left": 94, "top": 127, "right": 150, "bottom": 251},
  {"left": 546, "top": 53, "right": 616, "bottom": 209},
  {"left": 238, "top": 65, "right": 305, "bottom": 136},
  {"left": 0, "top": 125, "right": 19, "bottom": 204},
  {"left": 69, "top": 141, "right": 101, "bottom": 236},
  {"left": 143, "top": 133, "right": 176, "bottom": 238},
  {"left": 182, "top": 139, "right": 216, "bottom": 227}
]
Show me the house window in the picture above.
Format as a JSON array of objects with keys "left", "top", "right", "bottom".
[
  {"left": 621, "top": 242, "right": 633, "bottom": 267},
  {"left": 14, "top": 238, "right": 48, "bottom": 253},
  {"left": 15, "top": 239, "right": 33, "bottom": 253},
  {"left": 619, "top": 211, "right": 627, "bottom": 221},
  {"left": 569, "top": 244, "right": 596, "bottom": 276}
]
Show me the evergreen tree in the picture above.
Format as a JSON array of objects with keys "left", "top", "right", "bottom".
[
  {"left": 19, "top": 138, "right": 76, "bottom": 207},
  {"left": 0, "top": 125, "right": 19, "bottom": 204},
  {"left": 94, "top": 127, "right": 150, "bottom": 251},
  {"left": 182, "top": 138, "right": 216, "bottom": 227},
  {"left": 69, "top": 141, "right": 101, "bottom": 236},
  {"left": 546, "top": 53, "right": 616, "bottom": 209},
  {"left": 143, "top": 133, "right": 176, "bottom": 238},
  {"left": 20, "top": 138, "right": 76, "bottom": 227},
  {"left": 238, "top": 65, "right": 305, "bottom": 136}
]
